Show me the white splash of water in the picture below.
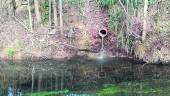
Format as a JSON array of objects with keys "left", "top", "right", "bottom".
[{"left": 97, "top": 50, "right": 107, "bottom": 60}]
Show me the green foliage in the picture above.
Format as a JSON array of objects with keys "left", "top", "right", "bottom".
[
  {"left": 4, "top": 47, "right": 16, "bottom": 58},
  {"left": 124, "top": 0, "right": 142, "bottom": 9},
  {"left": 108, "top": 10, "right": 124, "bottom": 29},
  {"left": 148, "top": 0, "right": 156, "bottom": 6},
  {"left": 101, "top": 0, "right": 157, "bottom": 31},
  {"left": 96, "top": 79, "right": 170, "bottom": 95},
  {"left": 123, "top": 0, "right": 156, "bottom": 9},
  {"left": 67, "top": 0, "right": 84, "bottom": 7},
  {"left": 40, "top": 0, "right": 49, "bottom": 24},
  {"left": 117, "top": 29, "right": 134, "bottom": 54},
  {"left": 97, "top": 84, "right": 120, "bottom": 96},
  {"left": 118, "top": 31, "right": 126, "bottom": 48},
  {"left": 125, "top": 35, "right": 133, "bottom": 52},
  {"left": 155, "top": 21, "right": 170, "bottom": 38},
  {"left": 96, "top": 0, "right": 148, "bottom": 10},
  {"left": 119, "top": 79, "right": 170, "bottom": 95},
  {"left": 96, "top": 0, "right": 117, "bottom": 9},
  {"left": 3, "top": 40, "right": 21, "bottom": 58},
  {"left": 28, "top": 89, "right": 69, "bottom": 96}
]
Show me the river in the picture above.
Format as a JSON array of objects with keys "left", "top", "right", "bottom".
[{"left": 0, "top": 57, "right": 169, "bottom": 96}]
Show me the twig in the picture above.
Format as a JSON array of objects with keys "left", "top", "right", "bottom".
[
  {"left": 13, "top": 16, "right": 31, "bottom": 32},
  {"left": 118, "top": 0, "right": 130, "bottom": 19}
]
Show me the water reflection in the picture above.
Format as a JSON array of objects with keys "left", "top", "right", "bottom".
[{"left": 0, "top": 58, "right": 170, "bottom": 96}]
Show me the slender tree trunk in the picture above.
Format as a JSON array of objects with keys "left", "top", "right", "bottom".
[
  {"left": 59, "top": 0, "right": 63, "bottom": 36},
  {"left": 8, "top": 0, "right": 14, "bottom": 16},
  {"left": 126, "top": 0, "right": 129, "bottom": 54},
  {"left": 49, "top": 0, "right": 52, "bottom": 28},
  {"left": 126, "top": 0, "right": 129, "bottom": 31},
  {"left": 142, "top": 0, "right": 148, "bottom": 41},
  {"left": 52, "top": 0, "right": 58, "bottom": 28},
  {"left": 12, "top": 0, "right": 16, "bottom": 15},
  {"left": 0, "top": 0, "right": 2, "bottom": 9},
  {"left": 8, "top": 0, "right": 16, "bottom": 16},
  {"left": 34, "top": 0, "right": 41, "bottom": 24},
  {"left": 27, "top": 0, "right": 33, "bottom": 32}
]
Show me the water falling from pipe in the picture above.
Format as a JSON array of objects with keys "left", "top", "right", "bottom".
[
  {"left": 99, "top": 29, "right": 107, "bottom": 51},
  {"left": 97, "top": 29, "right": 108, "bottom": 60},
  {"left": 97, "top": 29, "right": 108, "bottom": 78}
]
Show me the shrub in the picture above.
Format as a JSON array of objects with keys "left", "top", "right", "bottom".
[
  {"left": 40, "top": 0, "right": 49, "bottom": 24},
  {"left": 96, "top": 0, "right": 117, "bottom": 9},
  {"left": 108, "top": 10, "right": 124, "bottom": 29},
  {"left": 4, "top": 47, "right": 16, "bottom": 58}
]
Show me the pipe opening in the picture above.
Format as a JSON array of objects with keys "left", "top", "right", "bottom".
[
  {"left": 99, "top": 29, "right": 107, "bottom": 37},
  {"left": 100, "top": 30, "right": 107, "bottom": 35}
]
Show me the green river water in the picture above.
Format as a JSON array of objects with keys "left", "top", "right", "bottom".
[{"left": 0, "top": 57, "right": 169, "bottom": 96}]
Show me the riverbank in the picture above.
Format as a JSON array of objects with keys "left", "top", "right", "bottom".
[{"left": 0, "top": 17, "right": 170, "bottom": 63}]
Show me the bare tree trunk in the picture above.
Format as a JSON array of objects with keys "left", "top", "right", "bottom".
[
  {"left": 12, "top": 0, "right": 16, "bottom": 15},
  {"left": 142, "top": 0, "right": 148, "bottom": 41},
  {"left": 52, "top": 0, "right": 58, "bottom": 28},
  {"left": 59, "top": 0, "right": 63, "bottom": 36},
  {"left": 0, "top": 3, "right": 2, "bottom": 15},
  {"left": 0, "top": 0, "right": 2, "bottom": 9},
  {"left": 34, "top": 0, "right": 41, "bottom": 24},
  {"left": 8, "top": 0, "right": 16, "bottom": 16},
  {"left": 49, "top": 0, "right": 52, "bottom": 28},
  {"left": 126, "top": 0, "right": 129, "bottom": 31},
  {"left": 125, "top": 0, "right": 128, "bottom": 54},
  {"left": 27, "top": 0, "right": 33, "bottom": 32}
]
